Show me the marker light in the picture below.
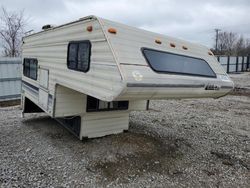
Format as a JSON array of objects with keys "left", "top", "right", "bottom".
[
  {"left": 87, "top": 26, "right": 93, "bottom": 32},
  {"left": 182, "top": 46, "right": 188, "bottom": 50},
  {"left": 108, "top": 28, "right": 117, "bottom": 34},
  {"left": 170, "top": 43, "right": 176, "bottom": 48},
  {"left": 155, "top": 39, "right": 162, "bottom": 44}
]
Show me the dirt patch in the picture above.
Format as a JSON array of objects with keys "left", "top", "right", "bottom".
[
  {"left": 0, "top": 99, "right": 20, "bottom": 107},
  {"left": 87, "top": 132, "right": 189, "bottom": 184},
  {"left": 211, "top": 150, "right": 250, "bottom": 170},
  {"left": 230, "top": 87, "right": 250, "bottom": 97}
]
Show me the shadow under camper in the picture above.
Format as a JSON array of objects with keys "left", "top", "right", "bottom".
[{"left": 21, "top": 16, "right": 234, "bottom": 139}]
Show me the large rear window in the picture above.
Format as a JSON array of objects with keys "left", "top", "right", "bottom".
[{"left": 142, "top": 48, "right": 216, "bottom": 78}]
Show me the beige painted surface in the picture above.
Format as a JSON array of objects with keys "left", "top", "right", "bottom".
[
  {"left": 22, "top": 15, "right": 233, "bottom": 105},
  {"left": 21, "top": 16, "right": 234, "bottom": 138},
  {"left": 98, "top": 17, "right": 234, "bottom": 100},
  {"left": 54, "top": 85, "right": 86, "bottom": 117},
  {"left": 22, "top": 17, "right": 123, "bottom": 103},
  {"left": 80, "top": 110, "right": 130, "bottom": 139}
]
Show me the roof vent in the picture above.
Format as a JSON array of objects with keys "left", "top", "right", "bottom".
[{"left": 42, "top": 24, "right": 54, "bottom": 30}]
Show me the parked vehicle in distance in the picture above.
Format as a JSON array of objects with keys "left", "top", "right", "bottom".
[{"left": 21, "top": 15, "right": 234, "bottom": 139}]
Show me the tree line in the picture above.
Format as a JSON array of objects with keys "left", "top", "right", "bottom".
[
  {"left": 0, "top": 7, "right": 26, "bottom": 57},
  {"left": 212, "top": 31, "right": 250, "bottom": 56}
]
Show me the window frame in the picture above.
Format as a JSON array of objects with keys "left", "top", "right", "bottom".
[
  {"left": 23, "top": 58, "right": 38, "bottom": 80},
  {"left": 67, "top": 40, "right": 91, "bottom": 73},
  {"left": 141, "top": 47, "right": 217, "bottom": 78},
  {"left": 86, "top": 96, "right": 129, "bottom": 112}
]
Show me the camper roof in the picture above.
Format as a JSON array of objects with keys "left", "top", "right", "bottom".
[
  {"left": 24, "top": 15, "right": 97, "bottom": 39},
  {"left": 24, "top": 15, "right": 205, "bottom": 49}
]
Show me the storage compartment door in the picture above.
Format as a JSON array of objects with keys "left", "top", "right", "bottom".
[
  {"left": 38, "top": 68, "right": 49, "bottom": 111},
  {"left": 39, "top": 89, "right": 49, "bottom": 111},
  {"left": 39, "top": 69, "right": 49, "bottom": 89}
]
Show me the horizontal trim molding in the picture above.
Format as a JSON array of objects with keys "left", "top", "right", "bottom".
[
  {"left": 127, "top": 83, "right": 205, "bottom": 88},
  {"left": 120, "top": 63, "right": 148, "bottom": 67},
  {"left": 22, "top": 80, "right": 39, "bottom": 91},
  {"left": 220, "top": 86, "right": 234, "bottom": 89}
]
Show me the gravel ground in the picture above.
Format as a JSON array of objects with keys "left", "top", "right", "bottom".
[
  {"left": 229, "top": 72, "right": 250, "bottom": 88},
  {"left": 1, "top": 73, "right": 250, "bottom": 187}
]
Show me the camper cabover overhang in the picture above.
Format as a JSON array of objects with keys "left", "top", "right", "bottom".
[
  {"left": 21, "top": 15, "right": 234, "bottom": 139},
  {"left": 97, "top": 17, "right": 233, "bottom": 100}
]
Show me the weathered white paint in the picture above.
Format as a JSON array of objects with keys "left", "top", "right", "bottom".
[
  {"left": 39, "top": 69, "right": 49, "bottom": 89},
  {"left": 54, "top": 85, "right": 86, "bottom": 117},
  {"left": 38, "top": 89, "right": 48, "bottom": 111},
  {"left": 80, "top": 110, "right": 130, "bottom": 139},
  {"left": 21, "top": 16, "right": 235, "bottom": 138}
]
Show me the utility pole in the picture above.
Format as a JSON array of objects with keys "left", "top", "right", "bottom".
[{"left": 215, "top": 28, "right": 221, "bottom": 53}]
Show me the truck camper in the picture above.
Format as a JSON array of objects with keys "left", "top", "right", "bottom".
[{"left": 21, "top": 16, "right": 234, "bottom": 139}]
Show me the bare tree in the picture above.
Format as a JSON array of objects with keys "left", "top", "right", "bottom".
[
  {"left": 0, "top": 7, "right": 26, "bottom": 57},
  {"left": 240, "top": 38, "right": 250, "bottom": 56},
  {"left": 212, "top": 31, "right": 250, "bottom": 56},
  {"left": 217, "top": 31, "right": 237, "bottom": 55},
  {"left": 234, "top": 35, "right": 245, "bottom": 55}
]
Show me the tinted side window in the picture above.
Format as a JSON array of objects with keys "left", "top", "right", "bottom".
[
  {"left": 86, "top": 96, "right": 99, "bottom": 111},
  {"left": 142, "top": 48, "right": 216, "bottom": 78},
  {"left": 67, "top": 41, "right": 91, "bottom": 72},
  {"left": 23, "top": 60, "right": 30, "bottom": 77},
  {"left": 68, "top": 43, "right": 78, "bottom": 69},
  {"left": 78, "top": 43, "right": 90, "bottom": 71},
  {"left": 86, "top": 96, "right": 129, "bottom": 112},
  {"left": 29, "top": 59, "right": 38, "bottom": 80},
  {"left": 23, "top": 58, "right": 38, "bottom": 80},
  {"left": 118, "top": 101, "right": 129, "bottom": 109}
]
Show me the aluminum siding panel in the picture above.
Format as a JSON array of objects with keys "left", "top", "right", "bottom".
[
  {"left": 80, "top": 111, "right": 129, "bottom": 138},
  {"left": 54, "top": 85, "right": 86, "bottom": 117},
  {"left": 22, "top": 18, "right": 124, "bottom": 104}
]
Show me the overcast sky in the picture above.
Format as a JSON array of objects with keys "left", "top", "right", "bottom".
[{"left": 1, "top": 0, "right": 250, "bottom": 47}]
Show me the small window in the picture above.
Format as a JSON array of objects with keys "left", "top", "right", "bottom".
[
  {"left": 23, "top": 58, "right": 38, "bottom": 80},
  {"left": 99, "top": 101, "right": 109, "bottom": 109},
  {"left": 67, "top": 41, "right": 91, "bottom": 72},
  {"left": 118, "top": 101, "right": 129, "bottom": 109},
  {"left": 110, "top": 101, "right": 118, "bottom": 109},
  {"left": 68, "top": 43, "right": 78, "bottom": 69},
  {"left": 142, "top": 48, "right": 216, "bottom": 78},
  {"left": 86, "top": 96, "right": 129, "bottom": 112}
]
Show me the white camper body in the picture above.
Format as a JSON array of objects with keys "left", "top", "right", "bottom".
[{"left": 21, "top": 16, "right": 233, "bottom": 139}]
